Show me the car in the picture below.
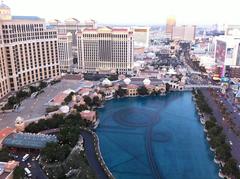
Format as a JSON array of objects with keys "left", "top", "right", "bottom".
[
  {"left": 229, "top": 141, "right": 233, "bottom": 145},
  {"left": 36, "top": 154, "right": 40, "bottom": 161}
]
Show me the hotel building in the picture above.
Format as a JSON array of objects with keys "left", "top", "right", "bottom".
[
  {"left": 48, "top": 18, "right": 95, "bottom": 71},
  {"left": 166, "top": 16, "right": 176, "bottom": 38},
  {"left": 0, "top": 2, "right": 60, "bottom": 100},
  {"left": 172, "top": 25, "right": 196, "bottom": 41},
  {"left": 77, "top": 27, "right": 134, "bottom": 74},
  {"left": 133, "top": 27, "right": 150, "bottom": 48},
  {"left": 58, "top": 32, "right": 73, "bottom": 71}
]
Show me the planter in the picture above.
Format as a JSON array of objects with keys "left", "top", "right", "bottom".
[
  {"left": 210, "top": 147, "right": 216, "bottom": 152},
  {"left": 214, "top": 157, "right": 220, "bottom": 164},
  {"left": 218, "top": 171, "right": 230, "bottom": 179},
  {"left": 200, "top": 118, "right": 206, "bottom": 125}
]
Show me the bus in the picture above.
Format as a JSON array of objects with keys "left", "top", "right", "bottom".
[
  {"left": 22, "top": 154, "right": 30, "bottom": 162},
  {"left": 24, "top": 167, "right": 32, "bottom": 177}
]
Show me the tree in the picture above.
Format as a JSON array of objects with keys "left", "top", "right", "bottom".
[
  {"left": 41, "top": 142, "right": 70, "bottom": 163},
  {"left": 29, "top": 86, "right": 38, "bottom": 93},
  {"left": 150, "top": 89, "right": 159, "bottom": 96},
  {"left": 209, "top": 134, "right": 225, "bottom": 149},
  {"left": 166, "top": 83, "right": 171, "bottom": 92},
  {"left": 64, "top": 92, "right": 75, "bottom": 104},
  {"left": 216, "top": 143, "right": 232, "bottom": 162},
  {"left": 8, "top": 96, "right": 20, "bottom": 107},
  {"left": 83, "top": 95, "right": 92, "bottom": 107},
  {"left": 205, "top": 120, "right": 216, "bottom": 130},
  {"left": 208, "top": 126, "right": 223, "bottom": 137},
  {"left": 16, "top": 90, "right": 29, "bottom": 99},
  {"left": 74, "top": 104, "right": 88, "bottom": 112},
  {"left": 13, "top": 166, "right": 25, "bottom": 179},
  {"left": 137, "top": 86, "right": 148, "bottom": 95},
  {"left": 58, "top": 126, "right": 80, "bottom": 147},
  {"left": 92, "top": 96, "right": 101, "bottom": 107},
  {"left": 108, "top": 74, "right": 118, "bottom": 81},
  {"left": 222, "top": 158, "right": 240, "bottom": 177},
  {"left": 0, "top": 148, "right": 10, "bottom": 162},
  {"left": 115, "top": 86, "right": 127, "bottom": 97},
  {"left": 39, "top": 81, "right": 47, "bottom": 89}
]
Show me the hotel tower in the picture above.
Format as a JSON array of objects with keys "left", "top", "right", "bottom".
[
  {"left": 77, "top": 27, "right": 134, "bottom": 74},
  {"left": 0, "top": 2, "right": 60, "bottom": 100}
]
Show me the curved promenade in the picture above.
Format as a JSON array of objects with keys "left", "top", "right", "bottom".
[{"left": 80, "top": 129, "right": 114, "bottom": 179}]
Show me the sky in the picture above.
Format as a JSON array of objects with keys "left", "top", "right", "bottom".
[{"left": 3, "top": 0, "right": 240, "bottom": 25}]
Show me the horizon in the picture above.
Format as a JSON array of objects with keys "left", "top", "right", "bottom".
[{"left": 3, "top": 0, "right": 240, "bottom": 26}]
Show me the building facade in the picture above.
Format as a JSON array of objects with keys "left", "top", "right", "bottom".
[
  {"left": 0, "top": 43, "right": 10, "bottom": 99},
  {"left": 48, "top": 18, "right": 95, "bottom": 70},
  {"left": 77, "top": 27, "right": 134, "bottom": 74},
  {"left": 0, "top": 2, "right": 60, "bottom": 99},
  {"left": 58, "top": 32, "right": 73, "bottom": 72},
  {"left": 133, "top": 27, "right": 150, "bottom": 48},
  {"left": 166, "top": 16, "right": 176, "bottom": 38},
  {"left": 172, "top": 25, "right": 196, "bottom": 41}
]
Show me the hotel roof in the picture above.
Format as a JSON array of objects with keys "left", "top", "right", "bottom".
[
  {"left": 78, "top": 27, "right": 131, "bottom": 34},
  {"left": 0, "top": 2, "right": 10, "bottom": 9},
  {"left": 12, "top": 16, "right": 43, "bottom": 21},
  {"left": 3, "top": 133, "right": 58, "bottom": 149}
]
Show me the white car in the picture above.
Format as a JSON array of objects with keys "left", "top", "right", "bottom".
[{"left": 229, "top": 141, "right": 233, "bottom": 145}]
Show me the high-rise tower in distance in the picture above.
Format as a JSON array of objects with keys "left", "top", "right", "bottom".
[{"left": 166, "top": 16, "right": 176, "bottom": 38}]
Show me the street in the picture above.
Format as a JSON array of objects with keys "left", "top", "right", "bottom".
[{"left": 201, "top": 89, "right": 240, "bottom": 166}]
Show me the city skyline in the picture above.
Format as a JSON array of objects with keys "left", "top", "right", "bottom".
[{"left": 4, "top": 0, "right": 240, "bottom": 25}]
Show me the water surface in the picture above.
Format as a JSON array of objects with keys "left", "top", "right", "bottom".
[{"left": 96, "top": 92, "right": 219, "bottom": 179}]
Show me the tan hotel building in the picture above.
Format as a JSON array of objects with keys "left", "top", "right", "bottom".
[
  {"left": 58, "top": 32, "right": 73, "bottom": 72},
  {"left": 77, "top": 27, "right": 134, "bottom": 74},
  {"left": 48, "top": 18, "right": 95, "bottom": 71},
  {"left": 0, "top": 2, "right": 60, "bottom": 100}
]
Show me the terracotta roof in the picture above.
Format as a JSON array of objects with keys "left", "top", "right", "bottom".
[
  {"left": 51, "top": 92, "right": 68, "bottom": 105},
  {"left": 78, "top": 88, "right": 92, "bottom": 95},
  {"left": 127, "top": 84, "right": 138, "bottom": 89},
  {"left": 0, "top": 127, "right": 15, "bottom": 141},
  {"left": 145, "top": 84, "right": 155, "bottom": 89}
]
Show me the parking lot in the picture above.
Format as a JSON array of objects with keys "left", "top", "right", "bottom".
[
  {"left": 10, "top": 152, "right": 47, "bottom": 179},
  {"left": 0, "top": 79, "right": 82, "bottom": 130}
]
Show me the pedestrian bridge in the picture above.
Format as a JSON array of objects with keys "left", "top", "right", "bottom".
[{"left": 184, "top": 84, "right": 222, "bottom": 89}]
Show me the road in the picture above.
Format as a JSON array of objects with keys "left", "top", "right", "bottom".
[
  {"left": 201, "top": 89, "right": 240, "bottom": 165},
  {"left": 15, "top": 153, "right": 48, "bottom": 179},
  {"left": 80, "top": 131, "right": 109, "bottom": 179},
  {"left": 0, "top": 80, "right": 81, "bottom": 130}
]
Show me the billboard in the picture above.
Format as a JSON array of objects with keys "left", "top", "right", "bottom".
[
  {"left": 236, "top": 43, "right": 240, "bottom": 66},
  {"left": 215, "top": 40, "right": 226, "bottom": 65}
]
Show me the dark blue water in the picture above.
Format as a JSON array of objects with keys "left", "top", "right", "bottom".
[{"left": 96, "top": 92, "right": 219, "bottom": 179}]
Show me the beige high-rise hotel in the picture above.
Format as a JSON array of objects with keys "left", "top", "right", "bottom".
[
  {"left": 77, "top": 27, "right": 134, "bottom": 74},
  {"left": 48, "top": 18, "right": 95, "bottom": 71},
  {"left": 0, "top": 2, "right": 60, "bottom": 100}
]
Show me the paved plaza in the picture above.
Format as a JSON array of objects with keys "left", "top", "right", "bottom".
[{"left": 0, "top": 80, "right": 82, "bottom": 130}]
